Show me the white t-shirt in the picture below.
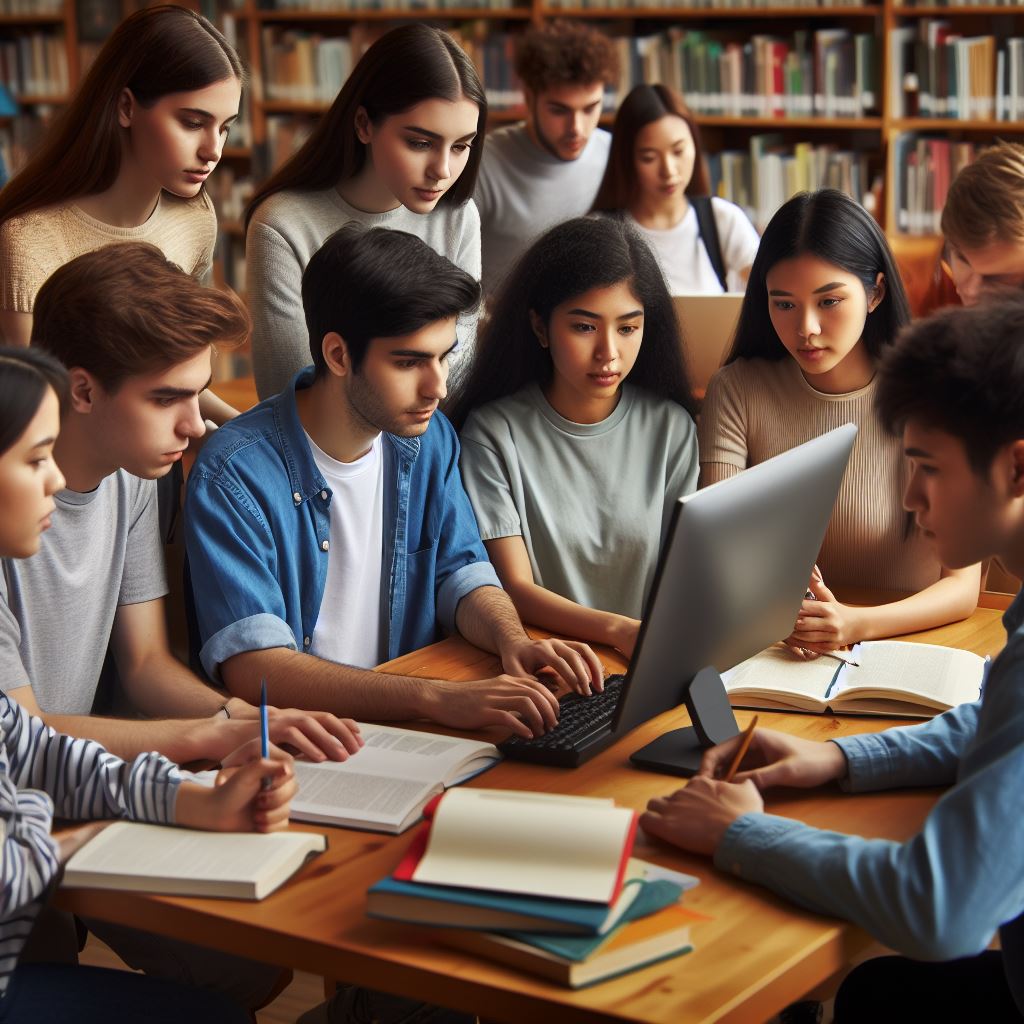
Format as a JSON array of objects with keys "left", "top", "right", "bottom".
[
  {"left": 306, "top": 433, "right": 384, "bottom": 669},
  {"left": 628, "top": 198, "right": 759, "bottom": 294}
]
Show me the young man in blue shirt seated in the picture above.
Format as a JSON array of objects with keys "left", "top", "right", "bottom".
[
  {"left": 641, "top": 297, "right": 1024, "bottom": 1021},
  {"left": 186, "top": 223, "right": 603, "bottom": 736}
]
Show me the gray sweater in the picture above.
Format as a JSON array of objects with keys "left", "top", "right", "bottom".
[{"left": 246, "top": 187, "right": 482, "bottom": 399}]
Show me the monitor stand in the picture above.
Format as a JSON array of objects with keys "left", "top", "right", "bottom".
[{"left": 629, "top": 665, "right": 740, "bottom": 777}]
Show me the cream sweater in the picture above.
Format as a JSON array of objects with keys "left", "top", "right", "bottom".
[
  {"left": 0, "top": 191, "right": 216, "bottom": 312},
  {"left": 698, "top": 357, "right": 942, "bottom": 593}
]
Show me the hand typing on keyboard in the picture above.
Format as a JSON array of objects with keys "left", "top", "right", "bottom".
[
  {"left": 498, "top": 636, "right": 606, "bottom": 696},
  {"left": 424, "top": 674, "right": 561, "bottom": 738}
]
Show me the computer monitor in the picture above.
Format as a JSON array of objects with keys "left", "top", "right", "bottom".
[{"left": 612, "top": 423, "right": 858, "bottom": 776}]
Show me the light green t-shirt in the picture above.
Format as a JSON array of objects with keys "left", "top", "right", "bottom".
[{"left": 459, "top": 383, "right": 698, "bottom": 619}]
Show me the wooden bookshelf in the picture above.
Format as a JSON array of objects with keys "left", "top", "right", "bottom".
[{"left": 5, "top": 0, "right": 1024, "bottom": 259}]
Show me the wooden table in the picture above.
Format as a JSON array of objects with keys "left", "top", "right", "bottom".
[{"left": 59, "top": 596, "right": 1009, "bottom": 1024}]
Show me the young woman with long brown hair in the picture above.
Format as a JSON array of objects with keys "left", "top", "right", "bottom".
[
  {"left": 0, "top": 4, "right": 243, "bottom": 423},
  {"left": 244, "top": 23, "right": 486, "bottom": 400},
  {"left": 591, "top": 83, "right": 758, "bottom": 295}
]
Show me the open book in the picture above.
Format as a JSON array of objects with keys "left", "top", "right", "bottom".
[
  {"left": 722, "top": 641, "right": 986, "bottom": 717},
  {"left": 62, "top": 822, "right": 326, "bottom": 900},
  {"left": 290, "top": 723, "right": 500, "bottom": 834}
]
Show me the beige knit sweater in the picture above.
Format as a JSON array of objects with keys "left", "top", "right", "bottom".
[
  {"left": 0, "top": 190, "right": 216, "bottom": 312},
  {"left": 698, "top": 357, "right": 942, "bottom": 593}
]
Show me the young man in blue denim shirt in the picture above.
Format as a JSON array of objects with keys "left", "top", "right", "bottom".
[
  {"left": 641, "top": 298, "right": 1024, "bottom": 1020},
  {"left": 186, "top": 224, "right": 604, "bottom": 738}
]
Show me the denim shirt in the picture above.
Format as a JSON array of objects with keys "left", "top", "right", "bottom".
[
  {"left": 715, "top": 588, "right": 1024, "bottom": 1008},
  {"left": 184, "top": 368, "right": 500, "bottom": 681}
]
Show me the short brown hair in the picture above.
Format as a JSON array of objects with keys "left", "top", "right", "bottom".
[
  {"left": 514, "top": 20, "right": 619, "bottom": 94},
  {"left": 31, "top": 242, "right": 249, "bottom": 391},
  {"left": 941, "top": 141, "right": 1024, "bottom": 250}
]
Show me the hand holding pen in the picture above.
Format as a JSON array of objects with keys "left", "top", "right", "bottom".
[{"left": 787, "top": 564, "right": 865, "bottom": 661}]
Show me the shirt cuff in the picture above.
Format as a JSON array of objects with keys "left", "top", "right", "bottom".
[
  {"left": 713, "top": 812, "right": 814, "bottom": 880},
  {"left": 437, "top": 561, "right": 502, "bottom": 634},
  {"left": 833, "top": 733, "right": 896, "bottom": 793},
  {"left": 199, "top": 613, "right": 297, "bottom": 682}
]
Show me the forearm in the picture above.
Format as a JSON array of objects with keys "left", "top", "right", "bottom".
[
  {"left": 199, "top": 390, "right": 238, "bottom": 426},
  {"left": 222, "top": 647, "right": 440, "bottom": 721},
  {"left": 121, "top": 650, "right": 226, "bottom": 718},
  {"left": 30, "top": 711, "right": 207, "bottom": 763},
  {"left": 847, "top": 568, "right": 981, "bottom": 641},
  {"left": 454, "top": 585, "right": 529, "bottom": 655},
  {"left": 502, "top": 577, "right": 635, "bottom": 652}
]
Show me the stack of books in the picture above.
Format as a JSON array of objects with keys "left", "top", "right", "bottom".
[{"left": 367, "top": 789, "right": 705, "bottom": 988}]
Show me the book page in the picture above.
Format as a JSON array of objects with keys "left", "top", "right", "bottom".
[
  {"left": 291, "top": 765, "right": 438, "bottom": 825},
  {"left": 830, "top": 641, "right": 984, "bottom": 708},
  {"left": 722, "top": 645, "right": 839, "bottom": 702},
  {"left": 64, "top": 822, "right": 321, "bottom": 884},
  {"left": 411, "top": 789, "right": 632, "bottom": 904}
]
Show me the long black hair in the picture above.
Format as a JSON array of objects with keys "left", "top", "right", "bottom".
[
  {"left": 0, "top": 347, "right": 69, "bottom": 457},
  {"left": 726, "top": 189, "right": 910, "bottom": 365},
  {"left": 447, "top": 217, "right": 696, "bottom": 430},
  {"left": 246, "top": 24, "right": 485, "bottom": 227}
]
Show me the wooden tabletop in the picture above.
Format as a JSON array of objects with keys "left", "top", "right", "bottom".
[{"left": 58, "top": 595, "right": 1010, "bottom": 1024}]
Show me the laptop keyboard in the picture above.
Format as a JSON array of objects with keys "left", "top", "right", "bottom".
[{"left": 499, "top": 674, "right": 627, "bottom": 767}]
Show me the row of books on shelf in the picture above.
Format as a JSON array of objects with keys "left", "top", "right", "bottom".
[
  {"left": 708, "top": 135, "right": 876, "bottom": 231},
  {"left": 0, "top": 32, "right": 67, "bottom": 97},
  {"left": 892, "top": 23, "right": 1024, "bottom": 122},
  {"left": 620, "top": 28, "right": 877, "bottom": 120},
  {"left": 894, "top": 133, "right": 975, "bottom": 236},
  {"left": 261, "top": 22, "right": 525, "bottom": 109},
  {"left": 0, "top": 0, "right": 62, "bottom": 13}
]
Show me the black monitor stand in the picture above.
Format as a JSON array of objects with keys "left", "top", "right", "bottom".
[{"left": 629, "top": 665, "right": 740, "bottom": 777}]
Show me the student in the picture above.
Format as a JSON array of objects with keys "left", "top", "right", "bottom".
[
  {"left": 448, "top": 217, "right": 698, "bottom": 658},
  {"left": 245, "top": 24, "right": 485, "bottom": 400},
  {"left": 474, "top": 20, "right": 619, "bottom": 294},
  {"left": 699, "top": 189, "right": 979, "bottom": 652},
  {"left": 0, "top": 4, "right": 241, "bottom": 426},
  {"left": 940, "top": 140, "right": 1024, "bottom": 307},
  {"left": 0, "top": 346, "right": 297, "bottom": 1024},
  {"left": 642, "top": 297, "right": 1024, "bottom": 1022},
  {"left": 591, "top": 83, "right": 758, "bottom": 294},
  {"left": 3, "top": 243, "right": 359, "bottom": 1007},
  {"left": 186, "top": 223, "right": 604, "bottom": 733}
]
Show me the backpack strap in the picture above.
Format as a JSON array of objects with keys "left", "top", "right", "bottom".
[{"left": 691, "top": 195, "right": 728, "bottom": 293}]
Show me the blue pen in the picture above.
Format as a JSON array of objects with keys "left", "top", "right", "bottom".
[{"left": 260, "top": 679, "right": 271, "bottom": 790}]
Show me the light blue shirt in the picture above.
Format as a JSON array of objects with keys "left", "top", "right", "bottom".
[{"left": 716, "top": 588, "right": 1024, "bottom": 1010}]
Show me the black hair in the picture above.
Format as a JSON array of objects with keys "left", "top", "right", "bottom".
[
  {"left": 726, "top": 189, "right": 911, "bottom": 365},
  {"left": 0, "top": 347, "right": 69, "bottom": 457},
  {"left": 302, "top": 222, "right": 481, "bottom": 375},
  {"left": 446, "top": 217, "right": 695, "bottom": 430},
  {"left": 246, "top": 24, "right": 485, "bottom": 227},
  {"left": 876, "top": 297, "right": 1024, "bottom": 475}
]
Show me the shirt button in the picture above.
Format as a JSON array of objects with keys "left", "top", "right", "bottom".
[
  {"left": 303, "top": 636, "right": 311, "bottom": 648},
  {"left": 321, "top": 540, "right": 329, "bottom": 551},
  {"left": 320, "top": 490, "right": 328, "bottom": 500},
  {"left": 292, "top": 492, "right": 301, "bottom": 504}
]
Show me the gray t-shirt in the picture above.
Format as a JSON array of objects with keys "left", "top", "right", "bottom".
[
  {"left": 474, "top": 124, "right": 612, "bottom": 295},
  {"left": 0, "top": 472, "right": 166, "bottom": 714},
  {"left": 246, "top": 188, "right": 482, "bottom": 400},
  {"left": 459, "top": 383, "right": 699, "bottom": 619}
]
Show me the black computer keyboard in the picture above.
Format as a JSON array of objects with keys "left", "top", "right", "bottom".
[{"left": 499, "top": 674, "right": 627, "bottom": 767}]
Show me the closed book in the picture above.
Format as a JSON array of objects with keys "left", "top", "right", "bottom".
[
  {"left": 441, "top": 899, "right": 705, "bottom": 988},
  {"left": 62, "top": 822, "right": 326, "bottom": 901}
]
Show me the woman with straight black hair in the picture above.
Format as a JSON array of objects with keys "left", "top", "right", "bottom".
[
  {"left": 0, "top": 4, "right": 243, "bottom": 425},
  {"left": 591, "top": 83, "right": 758, "bottom": 294},
  {"left": 0, "top": 347, "right": 296, "bottom": 1024},
  {"left": 701, "top": 189, "right": 980, "bottom": 651},
  {"left": 246, "top": 23, "right": 486, "bottom": 399},
  {"left": 449, "top": 217, "right": 698, "bottom": 658}
]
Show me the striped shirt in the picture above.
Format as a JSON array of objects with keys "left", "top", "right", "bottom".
[{"left": 0, "top": 692, "right": 180, "bottom": 996}]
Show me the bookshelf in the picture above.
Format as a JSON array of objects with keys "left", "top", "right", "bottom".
[{"left": 3, "top": 0, "right": 1024, "bottom": 274}]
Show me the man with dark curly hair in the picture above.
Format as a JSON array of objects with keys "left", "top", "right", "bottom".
[{"left": 475, "top": 20, "right": 619, "bottom": 293}]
